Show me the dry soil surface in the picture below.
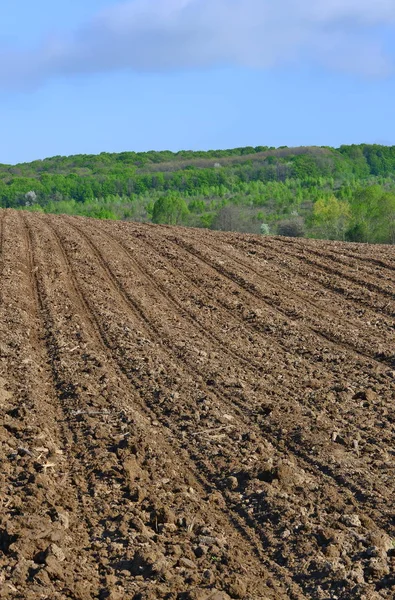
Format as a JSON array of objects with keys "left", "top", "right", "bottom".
[{"left": 0, "top": 210, "right": 394, "bottom": 600}]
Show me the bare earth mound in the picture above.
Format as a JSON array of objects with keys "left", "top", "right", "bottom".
[{"left": 0, "top": 210, "right": 394, "bottom": 600}]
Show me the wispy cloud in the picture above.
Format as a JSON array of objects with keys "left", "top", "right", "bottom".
[{"left": 1, "top": 0, "right": 394, "bottom": 89}]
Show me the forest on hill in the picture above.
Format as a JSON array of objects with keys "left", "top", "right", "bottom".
[{"left": 1, "top": 143, "right": 395, "bottom": 243}]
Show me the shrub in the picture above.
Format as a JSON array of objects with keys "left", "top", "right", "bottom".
[
  {"left": 277, "top": 217, "right": 305, "bottom": 237},
  {"left": 345, "top": 222, "right": 368, "bottom": 242},
  {"left": 152, "top": 194, "right": 189, "bottom": 225}
]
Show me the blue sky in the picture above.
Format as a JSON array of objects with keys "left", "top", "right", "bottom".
[{"left": 1, "top": 0, "right": 395, "bottom": 164}]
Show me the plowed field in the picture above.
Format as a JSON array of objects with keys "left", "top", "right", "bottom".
[{"left": 1, "top": 210, "right": 394, "bottom": 600}]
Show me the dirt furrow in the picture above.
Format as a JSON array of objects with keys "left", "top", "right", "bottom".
[
  {"left": 193, "top": 232, "right": 394, "bottom": 352},
  {"left": 45, "top": 216, "right": 395, "bottom": 600},
  {"left": 98, "top": 221, "right": 395, "bottom": 518},
  {"left": 211, "top": 233, "right": 395, "bottom": 324},
  {"left": 103, "top": 220, "right": 313, "bottom": 372},
  {"left": 0, "top": 210, "right": 5, "bottom": 298},
  {"left": 163, "top": 231, "right": 394, "bottom": 370},
  {"left": 34, "top": 212, "right": 288, "bottom": 597},
  {"left": 99, "top": 222, "right": 395, "bottom": 484},
  {"left": 2, "top": 210, "right": 395, "bottom": 600},
  {"left": 65, "top": 216, "right": 262, "bottom": 373},
  {"left": 46, "top": 215, "right": 314, "bottom": 599},
  {"left": 24, "top": 212, "right": 125, "bottom": 598},
  {"left": 0, "top": 211, "right": 105, "bottom": 599},
  {"left": 112, "top": 222, "right": 361, "bottom": 369},
  {"left": 44, "top": 213, "right": 298, "bottom": 597},
  {"left": 261, "top": 232, "right": 395, "bottom": 267},
  {"left": 275, "top": 235, "right": 395, "bottom": 274},
  {"left": 264, "top": 241, "right": 395, "bottom": 319},
  {"left": 223, "top": 234, "right": 395, "bottom": 321},
  {"left": 326, "top": 249, "right": 395, "bottom": 274},
  {"left": 139, "top": 227, "right": 391, "bottom": 392},
  {"left": 268, "top": 237, "right": 395, "bottom": 296}
]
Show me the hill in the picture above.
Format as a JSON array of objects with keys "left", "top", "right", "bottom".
[
  {"left": 1, "top": 144, "right": 395, "bottom": 243},
  {"left": 1, "top": 211, "right": 394, "bottom": 598}
]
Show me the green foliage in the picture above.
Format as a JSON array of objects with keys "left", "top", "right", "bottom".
[
  {"left": 152, "top": 194, "right": 189, "bottom": 225},
  {"left": 25, "top": 203, "right": 45, "bottom": 213},
  {"left": 260, "top": 223, "right": 270, "bottom": 235},
  {"left": 2, "top": 143, "right": 395, "bottom": 243},
  {"left": 348, "top": 186, "right": 395, "bottom": 243},
  {"left": 200, "top": 213, "right": 215, "bottom": 228},
  {"left": 85, "top": 207, "right": 117, "bottom": 220},
  {"left": 312, "top": 196, "right": 351, "bottom": 240},
  {"left": 345, "top": 222, "right": 369, "bottom": 243},
  {"left": 189, "top": 199, "right": 206, "bottom": 213}
]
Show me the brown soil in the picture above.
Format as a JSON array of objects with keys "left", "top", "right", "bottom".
[{"left": 0, "top": 209, "right": 394, "bottom": 600}]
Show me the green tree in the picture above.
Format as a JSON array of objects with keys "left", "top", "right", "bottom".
[
  {"left": 345, "top": 222, "right": 369, "bottom": 242},
  {"left": 348, "top": 185, "right": 395, "bottom": 243},
  {"left": 312, "top": 195, "right": 351, "bottom": 240},
  {"left": 379, "top": 192, "right": 395, "bottom": 243},
  {"left": 152, "top": 194, "right": 189, "bottom": 225}
]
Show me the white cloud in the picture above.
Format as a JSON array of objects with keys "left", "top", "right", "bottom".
[{"left": 1, "top": 0, "right": 394, "bottom": 89}]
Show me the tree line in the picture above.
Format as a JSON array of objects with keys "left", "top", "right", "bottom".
[{"left": 1, "top": 144, "right": 395, "bottom": 243}]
